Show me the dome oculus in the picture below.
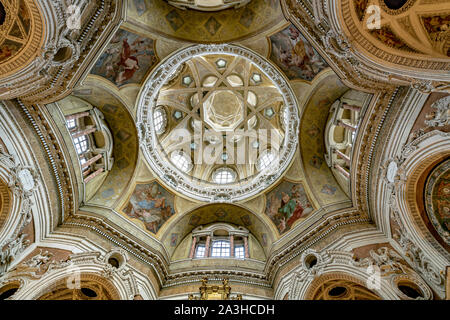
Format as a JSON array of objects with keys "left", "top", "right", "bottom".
[{"left": 137, "top": 44, "right": 299, "bottom": 202}]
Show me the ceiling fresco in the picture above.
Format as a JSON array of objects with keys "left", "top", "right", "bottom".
[
  {"left": 122, "top": 180, "right": 176, "bottom": 234},
  {"left": 268, "top": 24, "right": 329, "bottom": 81},
  {"left": 127, "top": 0, "right": 284, "bottom": 43},
  {"left": 90, "top": 28, "right": 158, "bottom": 87},
  {"left": 264, "top": 179, "right": 314, "bottom": 235}
]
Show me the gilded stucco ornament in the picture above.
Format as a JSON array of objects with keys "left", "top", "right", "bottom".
[
  {"left": 424, "top": 95, "right": 450, "bottom": 128},
  {"left": 391, "top": 209, "right": 445, "bottom": 291},
  {"left": 0, "top": 234, "right": 29, "bottom": 277},
  {"left": 0, "top": 145, "right": 39, "bottom": 236},
  {"left": 352, "top": 247, "right": 409, "bottom": 276}
]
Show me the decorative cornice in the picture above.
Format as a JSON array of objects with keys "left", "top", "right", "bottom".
[
  {"left": 136, "top": 43, "right": 300, "bottom": 203},
  {"left": 16, "top": 100, "right": 77, "bottom": 221}
]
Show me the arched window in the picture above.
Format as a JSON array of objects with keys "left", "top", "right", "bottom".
[
  {"left": 257, "top": 149, "right": 276, "bottom": 172},
  {"left": 189, "top": 224, "right": 251, "bottom": 260},
  {"left": 153, "top": 106, "right": 167, "bottom": 134},
  {"left": 211, "top": 240, "right": 230, "bottom": 257},
  {"left": 73, "top": 135, "right": 89, "bottom": 154},
  {"left": 212, "top": 167, "right": 236, "bottom": 184},
  {"left": 170, "top": 151, "right": 192, "bottom": 173}
]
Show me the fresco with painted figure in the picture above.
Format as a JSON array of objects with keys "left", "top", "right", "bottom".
[
  {"left": 269, "top": 24, "right": 328, "bottom": 81},
  {"left": 123, "top": 181, "right": 175, "bottom": 234},
  {"left": 90, "top": 28, "right": 157, "bottom": 86},
  {"left": 265, "top": 180, "right": 313, "bottom": 234}
]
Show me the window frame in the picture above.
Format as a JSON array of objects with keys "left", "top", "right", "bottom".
[
  {"left": 210, "top": 240, "right": 231, "bottom": 258},
  {"left": 73, "top": 135, "right": 89, "bottom": 155},
  {"left": 212, "top": 167, "right": 236, "bottom": 184}
]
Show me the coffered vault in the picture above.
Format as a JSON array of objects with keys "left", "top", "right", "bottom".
[{"left": 0, "top": 0, "right": 448, "bottom": 300}]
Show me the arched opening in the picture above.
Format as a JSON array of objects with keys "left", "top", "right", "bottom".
[
  {"left": 53, "top": 46, "right": 73, "bottom": 63},
  {"left": 383, "top": 0, "right": 408, "bottom": 10},
  {"left": 0, "top": 282, "right": 20, "bottom": 300},
  {"left": 38, "top": 274, "right": 120, "bottom": 300},
  {"left": 304, "top": 254, "right": 318, "bottom": 269},
  {"left": 305, "top": 273, "right": 381, "bottom": 300},
  {"left": 397, "top": 281, "right": 424, "bottom": 299}
]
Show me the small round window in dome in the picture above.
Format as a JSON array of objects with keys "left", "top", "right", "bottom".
[
  {"left": 216, "top": 59, "right": 227, "bottom": 68},
  {"left": 213, "top": 167, "right": 236, "bottom": 184},
  {"left": 153, "top": 106, "right": 167, "bottom": 134}
]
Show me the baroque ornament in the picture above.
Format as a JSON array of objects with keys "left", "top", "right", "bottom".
[
  {"left": 0, "top": 145, "right": 39, "bottom": 236},
  {"left": 391, "top": 210, "right": 445, "bottom": 290},
  {"left": 136, "top": 44, "right": 300, "bottom": 202},
  {"left": 424, "top": 95, "right": 450, "bottom": 127}
]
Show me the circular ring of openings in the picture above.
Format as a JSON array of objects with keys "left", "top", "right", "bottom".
[{"left": 397, "top": 281, "right": 424, "bottom": 299}]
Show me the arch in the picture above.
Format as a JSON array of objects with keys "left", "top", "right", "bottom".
[
  {"left": 37, "top": 273, "right": 120, "bottom": 300},
  {"left": 299, "top": 71, "right": 351, "bottom": 207},
  {"left": 397, "top": 131, "right": 450, "bottom": 261},
  {"left": 159, "top": 203, "right": 277, "bottom": 259},
  {"left": 304, "top": 272, "right": 381, "bottom": 300}
]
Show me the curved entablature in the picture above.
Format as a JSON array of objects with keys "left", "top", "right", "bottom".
[
  {"left": 137, "top": 44, "right": 300, "bottom": 202},
  {"left": 56, "top": 95, "right": 115, "bottom": 203},
  {"left": 336, "top": 0, "right": 450, "bottom": 83}
]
